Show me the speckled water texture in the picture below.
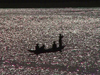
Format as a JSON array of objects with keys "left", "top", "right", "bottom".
[{"left": 0, "top": 8, "right": 100, "bottom": 75}]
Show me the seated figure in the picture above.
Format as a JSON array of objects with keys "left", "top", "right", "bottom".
[
  {"left": 35, "top": 44, "right": 40, "bottom": 51},
  {"left": 40, "top": 44, "right": 45, "bottom": 50},
  {"left": 52, "top": 41, "right": 57, "bottom": 49}
]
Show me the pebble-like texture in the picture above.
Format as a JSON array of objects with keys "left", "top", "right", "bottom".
[{"left": 0, "top": 8, "right": 100, "bottom": 74}]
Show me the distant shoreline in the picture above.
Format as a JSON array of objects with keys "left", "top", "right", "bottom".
[{"left": 0, "top": 2, "right": 100, "bottom": 8}]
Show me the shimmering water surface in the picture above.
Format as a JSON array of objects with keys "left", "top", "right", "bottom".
[{"left": 0, "top": 8, "right": 100, "bottom": 74}]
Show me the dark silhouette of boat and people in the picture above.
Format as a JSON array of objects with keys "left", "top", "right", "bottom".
[{"left": 28, "top": 34, "right": 65, "bottom": 55}]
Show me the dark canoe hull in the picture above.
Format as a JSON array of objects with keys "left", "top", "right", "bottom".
[{"left": 28, "top": 45, "right": 65, "bottom": 55}]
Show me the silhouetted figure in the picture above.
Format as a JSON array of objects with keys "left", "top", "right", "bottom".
[
  {"left": 52, "top": 41, "right": 57, "bottom": 50},
  {"left": 35, "top": 44, "right": 39, "bottom": 51},
  {"left": 59, "top": 34, "right": 64, "bottom": 47},
  {"left": 40, "top": 44, "right": 45, "bottom": 50}
]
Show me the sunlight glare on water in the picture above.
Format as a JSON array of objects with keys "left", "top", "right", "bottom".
[{"left": 0, "top": 8, "right": 100, "bottom": 74}]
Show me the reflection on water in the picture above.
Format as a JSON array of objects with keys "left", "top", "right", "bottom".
[{"left": 0, "top": 51, "right": 100, "bottom": 75}]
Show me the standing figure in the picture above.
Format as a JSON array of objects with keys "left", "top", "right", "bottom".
[
  {"left": 52, "top": 41, "right": 57, "bottom": 50},
  {"left": 59, "top": 34, "right": 64, "bottom": 47}
]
